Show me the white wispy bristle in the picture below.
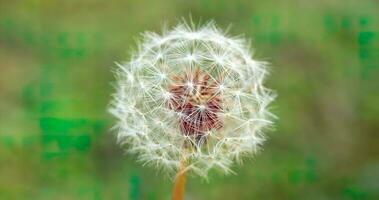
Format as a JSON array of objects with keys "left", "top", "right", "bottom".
[{"left": 109, "top": 21, "right": 275, "bottom": 178}]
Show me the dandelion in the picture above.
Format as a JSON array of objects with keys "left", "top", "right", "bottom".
[{"left": 109, "top": 21, "right": 275, "bottom": 199}]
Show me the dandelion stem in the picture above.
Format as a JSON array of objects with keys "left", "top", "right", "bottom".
[{"left": 172, "top": 161, "right": 187, "bottom": 200}]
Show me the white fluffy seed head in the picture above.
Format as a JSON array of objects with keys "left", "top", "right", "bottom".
[{"left": 109, "top": 21, "right": 276, "bottom": 179}]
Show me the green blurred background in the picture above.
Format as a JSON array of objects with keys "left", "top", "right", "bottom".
[{"left": 1, "top": 0, "right": 378, "bottom": 199}]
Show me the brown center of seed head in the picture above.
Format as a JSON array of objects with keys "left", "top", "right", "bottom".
[{"left": 167, "top": 69, "right": 223, "bottom": 142}]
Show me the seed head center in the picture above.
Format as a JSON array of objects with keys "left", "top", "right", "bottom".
[{"left": 167, "top": 69, "right": 223, "bottom": 138}]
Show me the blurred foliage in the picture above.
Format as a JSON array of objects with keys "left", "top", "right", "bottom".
[{"left": 1, "top": 0, "right": 378, "bottom": 199}]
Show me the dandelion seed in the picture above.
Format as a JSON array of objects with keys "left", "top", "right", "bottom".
[{"left": 109, "top": 21, "right": 275, "bottom": 185}]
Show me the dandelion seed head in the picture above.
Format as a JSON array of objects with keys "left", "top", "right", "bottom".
[{"left": 109, "top": 21, "right": 275, "bottom": 178}]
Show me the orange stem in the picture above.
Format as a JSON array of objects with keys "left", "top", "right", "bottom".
[{"left": 171, "top": 161, "right": 187, "bottom": 200}]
